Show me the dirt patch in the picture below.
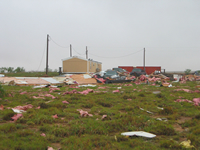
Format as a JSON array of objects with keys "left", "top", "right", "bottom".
[
  {"left": 177, "top": 117, "right": 192, "bottom": 124},
  {"left": 173, "top": 123, "right": 184, "bottom": 132}
]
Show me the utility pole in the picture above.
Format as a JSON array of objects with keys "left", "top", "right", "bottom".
[
  {"left": 46, "top": 34, "right": 49, "bottom": 75},
  {"left": 143, "top": 48, "right": 145, "bottom": 71},
  {"left": 70, "top": 44, "right": 72, "bottom": 57},
  {"left": 86, "top": 46, "right": 88, "bottom": 59}
]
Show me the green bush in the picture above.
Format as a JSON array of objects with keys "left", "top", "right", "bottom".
[{"left": 0, "top": 84, "right": 6, "bottom": 98}]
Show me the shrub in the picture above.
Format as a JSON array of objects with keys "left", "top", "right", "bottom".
[
  {"left": 185, "top": 69, "right": 191, "bottom": 75},
  {"left": 0, "top": 84, "right": 6, "bottom": 98}
]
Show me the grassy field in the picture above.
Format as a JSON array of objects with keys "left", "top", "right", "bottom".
[{"left": 0, "top": 81, "right": 200, "bottom": 149}]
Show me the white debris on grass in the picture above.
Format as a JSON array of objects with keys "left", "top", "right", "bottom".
[{"left": 121, "top": 131, "right": 156, "bottom": 138}]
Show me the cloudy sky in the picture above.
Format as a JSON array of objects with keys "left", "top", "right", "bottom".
[{"left": 0, "top": 0, "right": 199, "bottom": 72}]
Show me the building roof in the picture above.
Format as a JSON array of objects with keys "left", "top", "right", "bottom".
[{"left": 62, "top": 56, "right": 102, "bottom": 64}]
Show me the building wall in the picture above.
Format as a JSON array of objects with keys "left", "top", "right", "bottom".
[
  {"left": 136, "top": 66, "right": 161, "bottom": 74},
  {"left": 63, "top": 58, "right": 87, "bottom": 73},
  {"left": 88, "top": 61, "right": 102, "bottom": 72},
  {"left": 118, "top": 66, "right": 161, "bottom": 74}
]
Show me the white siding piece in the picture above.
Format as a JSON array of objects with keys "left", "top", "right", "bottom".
[
  {"left": 83, "top": 74, "right": 92, "bottom": 79},
  {"left": 121, "top": 131, "right": 156, "bottom": 138}
]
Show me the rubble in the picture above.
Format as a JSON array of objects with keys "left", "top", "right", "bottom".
[{"left": 0, "top": 71, "right": 199, "bottom": 87}]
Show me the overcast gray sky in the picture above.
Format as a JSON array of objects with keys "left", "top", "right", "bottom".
[{"left": 0, "top": 0, "right": 199, "bottom": 72}]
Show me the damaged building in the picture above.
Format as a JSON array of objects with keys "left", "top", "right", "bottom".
[{"left": 62, "top": 56, "right": 102, "bottom": 73}]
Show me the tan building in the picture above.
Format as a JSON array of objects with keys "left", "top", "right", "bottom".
[{"left": 62, "top": 56, "right": 102, "bottom": 73}]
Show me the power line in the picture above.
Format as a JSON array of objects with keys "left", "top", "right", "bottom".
[
  {"left": 49, "top": 36, "right": 69, "bottom": 48},
  {"left": 89, "top": 49, "right": 143, "bottom": 58},
  {"left": 73, "top": 47, "right": 85, "bottom": 56},
  {"left": 37, "top": 45, "right": 46, "bottom": 71}
]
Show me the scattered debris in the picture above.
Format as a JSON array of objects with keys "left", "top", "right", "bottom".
[
  {"left": 77, "top": 109, "right": 93, "bottom": 117},
  {"left": 121, "top": 131, "right": 156, "bottom": 138},
  {"left": 78, "top": 84, "right": 96, "bottom": 87},
  {"left": 180, "top": 140, "right": 195, "bottom": 148},
  {"left": 157, "top": 107, "right": 164, "bottom": 110},
  {"left": 20, "top": 91, "right": 27, "bottom": 95},
  {"left": 11, "top": 114, "right": 23, "bottom": 121},
  {"left": 40, "top": 133, "right": 46, "bottom": 137},
  {"left": 113, "top": 89, "right": 120, "bottom": 93},
  {"left": 12, "top": 104, "right": 33, "bottom": 113},
  {"left": 156, "top": 118, "right": 168, "bottom": 121},
  {"left": 47, "top": 146, "right": 54, "bottom": 150},
  {"left": 78, "top": 89, "right": 94, "bottom": 95},
  {"left": 101, "top": 115, "right": 107, "bottom": 120},
  {"left": 52, "top": 114, "right": 58, "bottom": 119},
  {"left": 140, "top": 108, "right": 153, "bottom": 114},
  {"left": 153, "top": 91, "right": 161, "bottom": 94},
  {"left": 0, "top": 104, "right": 4, "bottom": 110},
  {"left": 193, "top": 98, "right": 200, "bottom": 106},
  {"left": 62, "top": 101, "right": 69, "bottom": 104}
]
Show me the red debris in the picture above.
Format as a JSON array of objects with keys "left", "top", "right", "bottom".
[
  {"left": 47, "top": 147, "right": 54, "bottom": 150},
  {"left": 174, "top": 89, "right": 191, "bottom": 93},
  {"left": 49, "top": 87, "right": 60, "bottom": 93},
  {"left": 102, "top": 115, "right": 107, "bottom": 119},
  {"left": 77, "top": 109, "right": 93, "bottom": 117},
  {"left": 96, "top": 78, "right": 106, "bottom": 83},
  {"left": 63, "top": 90, "right": 77, "bottom": 95},
  {"left": 193, "top": 98, "right": 200, "bottom": 106},
  {"left": 175, "top": 99, "right": 192, "bottom": 103},
  {"left": 0, "top": 104, "right": 4, "bottom": 110},
  {"left": 98, "top": 87, "right": 107, "bottom": 89},
  {"left": 52, "top": 114, "right": 58, "bottom": 119},
  {"left": 44, "top": 94, "right": 56, "bottom": 99},
  {"left": 113, "top": 89, "right": 120, "bottom": 93},
  {"left": 13, "top": 104, "right": 33, "bottom": 111},
  {"left": 78, "top": 89, "right": 94, "bottom": 95},
  {"left": 11, "top": 114, "right": 23, "bottom": 121},
  {"left": 40, "top": 133, "right": 46, "bottom": 137},
  {"left": 20, "top": 91, "right": 27, "bottom": 95},
  {"left": 33, "top": 96, "right": 45, "bottom": 99},
  {"left": 62, "top": 101, "right": 69, "bottom": 104}
]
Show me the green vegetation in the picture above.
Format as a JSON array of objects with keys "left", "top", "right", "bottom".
[
  {"left": 0, "top": 67, "right": 25, "bottom": 73},
  {"left": 0, "top": 81, "right": 200, "bottom": 149},
  {"left": 184, "top": 69, "right": 191, "bottom": 75}
]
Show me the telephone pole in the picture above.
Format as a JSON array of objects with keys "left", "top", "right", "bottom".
[
  {"left": 86, "top": 46, "right": 88, "bottom": 59},
  {"left": 143, "top": 48, "right": 145, "bottom": 71},
  {"left": 46, "top": 34, "right": 49, "bottom": 75},
  {"left": 70, "top": 44, "right": 72, "bottom": 57}
]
